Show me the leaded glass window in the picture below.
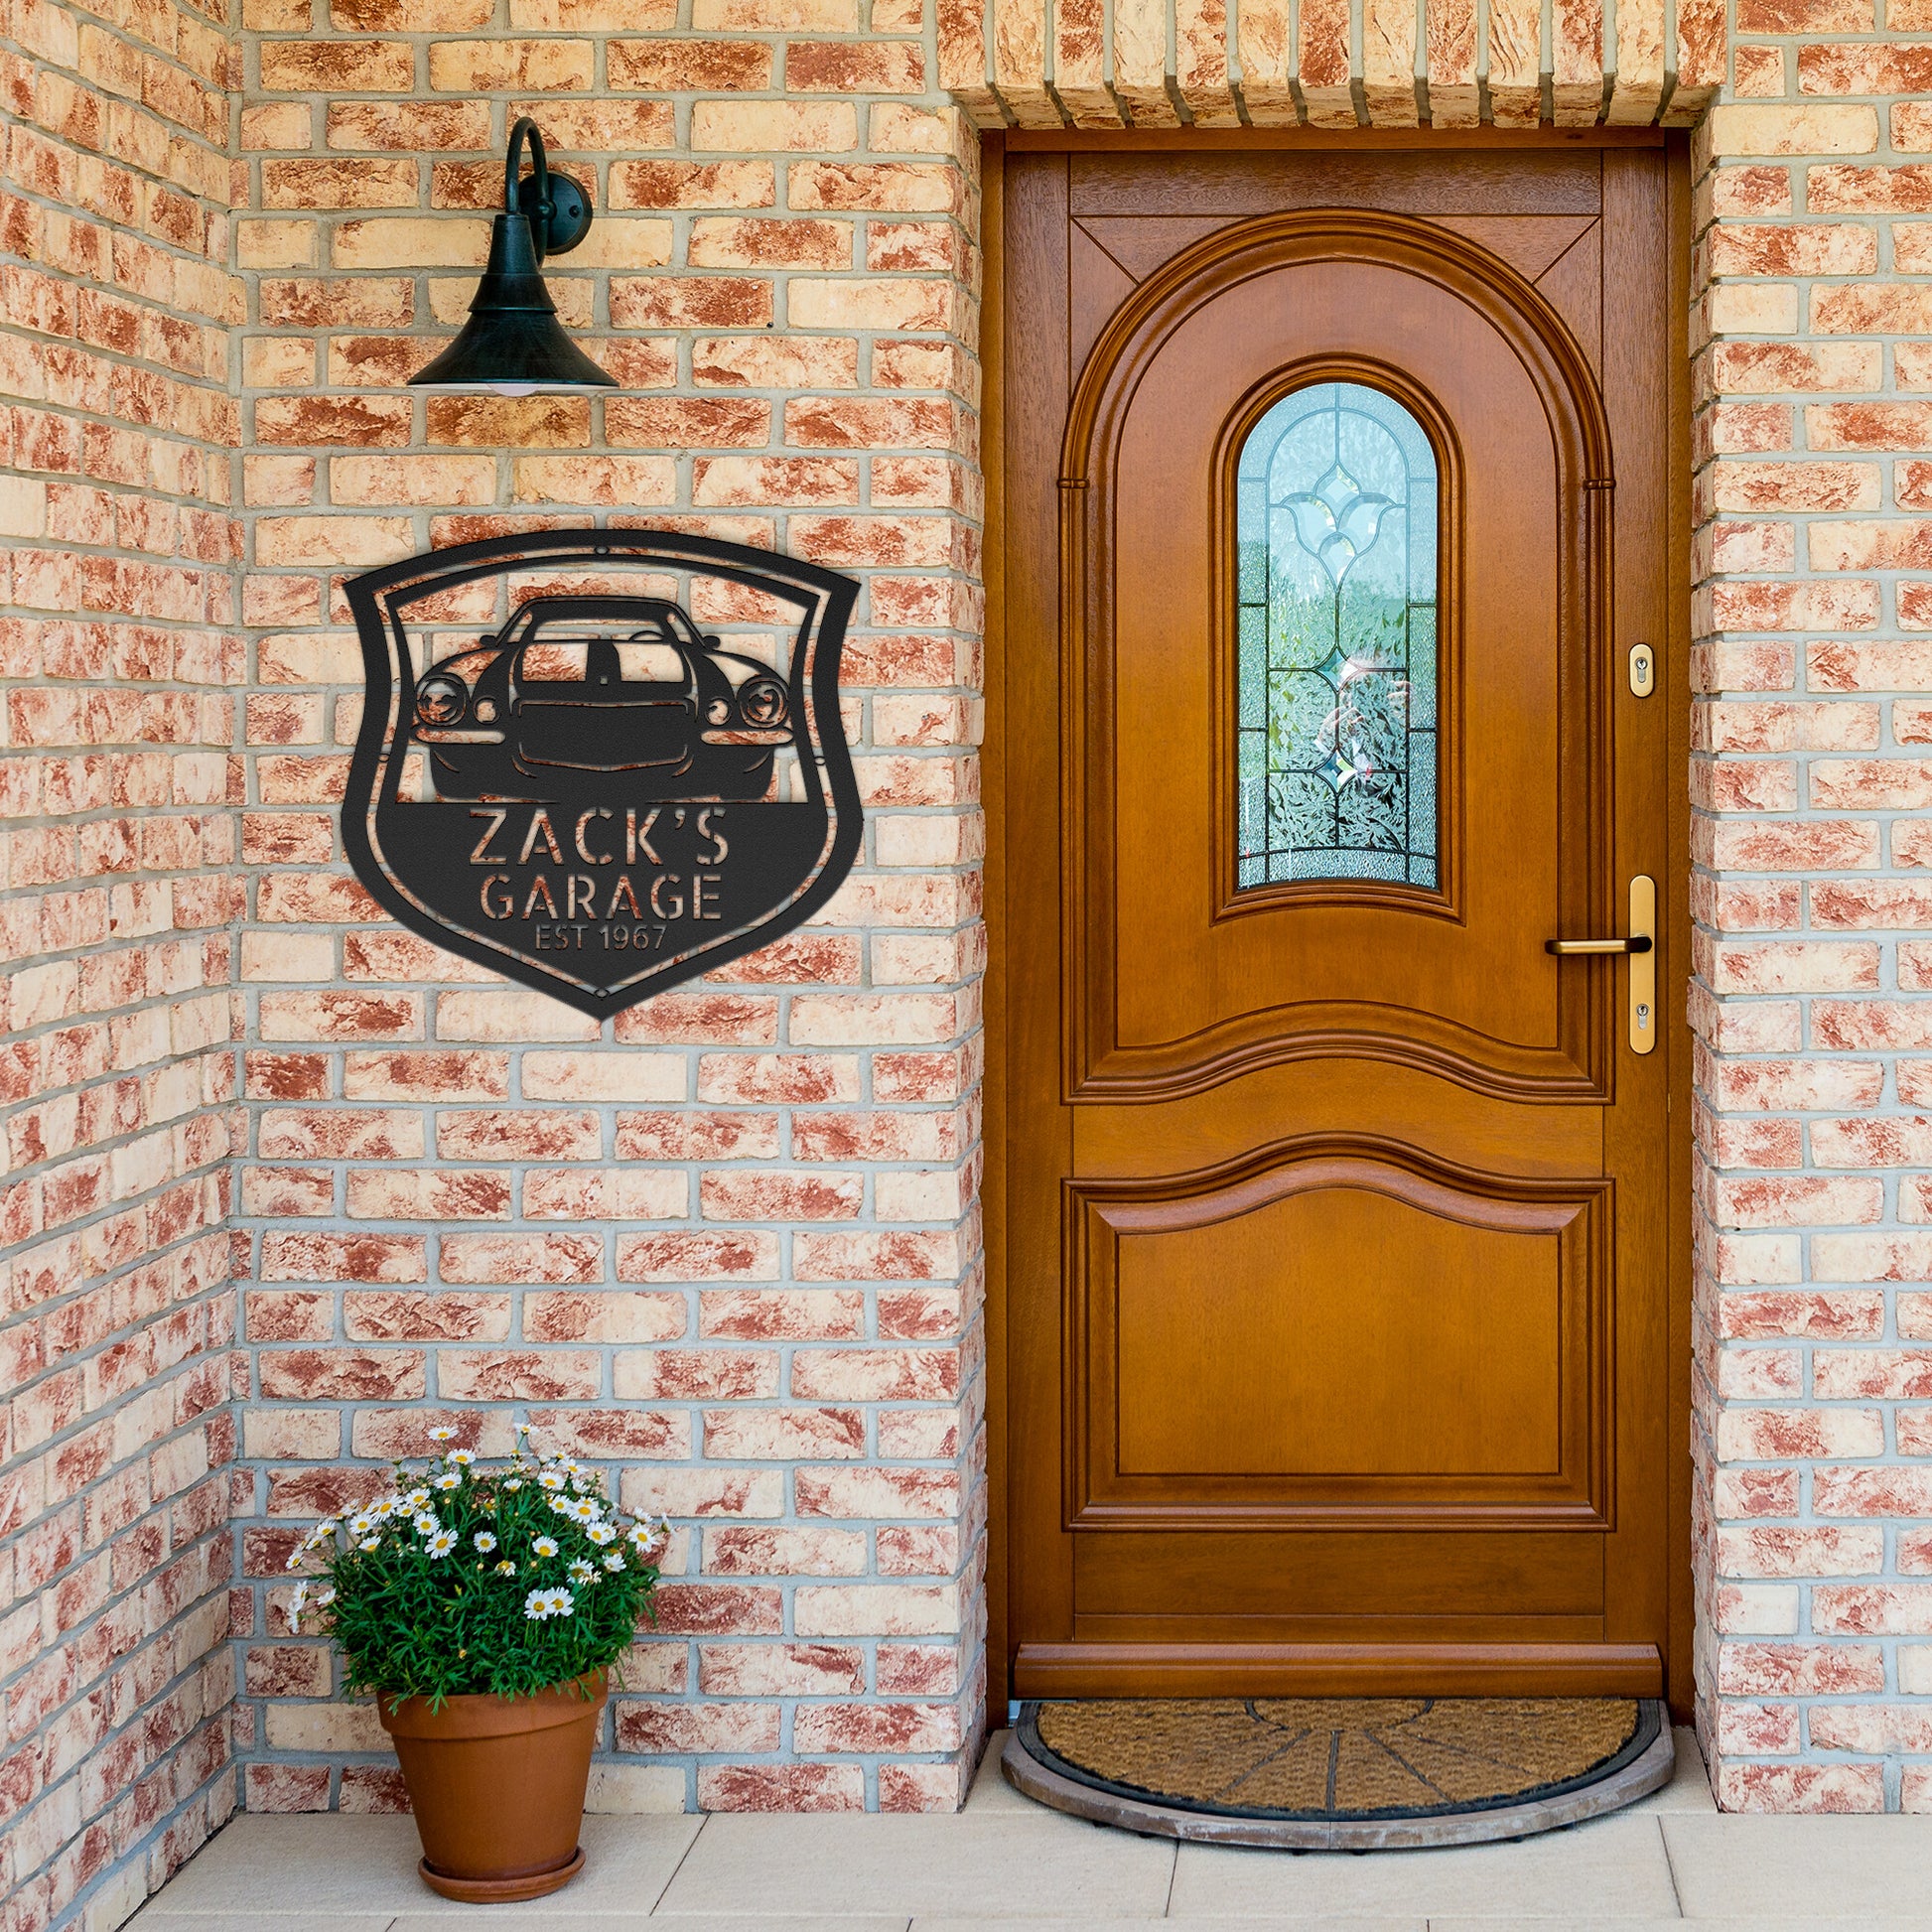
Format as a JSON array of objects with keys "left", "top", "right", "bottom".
[{"left": 1236, "top": 381, "right": 1440, "bottom": 891}]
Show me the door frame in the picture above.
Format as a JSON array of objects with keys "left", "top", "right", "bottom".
[{"left": 980, "top": 126, "right": 1696, "bottom": 1721}]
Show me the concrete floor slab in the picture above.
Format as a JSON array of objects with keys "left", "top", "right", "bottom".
[
  {"left": 1169, "top": 1815, "right": 1681, "bottom": 1919},
  {"left": 964, "top": 1730, "right": 1034, "bottom": 1813},
  {"left": 1626, "top": 1731, "right": 1717, "bottom": 1814},
  {"left": 131, "top": 1819, "right": 422, "bottom": 1916},
  {"left": 656, "top": 1815, "right": 1176, "bottom": 1918},
  {"left": 130, "top": 1918, "right": 394, "bottom": 1931},
  {"left": 391, "top": 1920, "right": 901, "bottom": 1932},
  {"left": 1431, "top": 1922, "right": 1932, "bottom": 1932},
  {"left": 1662, "top": 1814, "right": 1932, "bottom": 1919},
  {"left": 130, "top": 1814, "right": 703, "bottom": 1918},
  {"left": 918, "top": 1920, "right": 1424, "bottom": 1932}
]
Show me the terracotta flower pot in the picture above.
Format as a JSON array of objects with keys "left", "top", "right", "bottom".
[{"left": 377, "top": 1672, "right": 607, "bottom": 1902}]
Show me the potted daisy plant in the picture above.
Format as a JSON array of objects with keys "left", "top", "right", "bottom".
[{"left": 286, "top": 1425, "right": 669, "bottom": 1903}]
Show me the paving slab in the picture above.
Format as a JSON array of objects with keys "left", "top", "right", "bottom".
[
  {"left": 131, "top": 1917, "right": 393, "bottom": 1931},
  {"left": 132, "top": 1820, "right": 422, "bottom": 1915},
  {"left": 1626, "top": 1729, "right": 1717, "bottom": 1814},
  {"left": 655, "top": 1814, "right": 1175, "bottom": 1918},
  {"left": 133, "top": 1814, "right": 703, "bottom": 1916},
  {"left": 1432, "top": 1921, "right": 1932, "bottom": 1932},
  {"left": 397, "top": 1920, "right": 898, "bottom": 1932},
  {"left": 919, "top": 1919, "right": 1425, "bottom": 1932},
  {"left": 1169, "top": 1815, "right": 1680, "bottom": 1919},
  {"left": 1662, "top": 1814, "right": 1932, "bottom": 1919},
  {"left": 392, "top": 1921, "right": 659, "bottom": 1932},
  {"left": 964, "top": 1730, "right": 1033, "bottom": 1813}
]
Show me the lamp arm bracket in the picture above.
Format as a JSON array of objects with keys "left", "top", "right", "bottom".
[{"left": 504, "top": 116, "right": 593, "bottom": 260}]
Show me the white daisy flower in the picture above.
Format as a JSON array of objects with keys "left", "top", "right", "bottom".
[
  {"left": 429, "top": 1426, "right": 457, "bottom": 1443},
  {"left": 602, "top": 1552, "right": 626, "bottom": 1573},
  {"left": 532, "top": 1535, "right": 559, "bottom": 1559},
  {"left": 404, "top": 1488, "right": 430, "bottom": 1510},
  {"left": 568, "top": 1559, "right": 595, "bottom": 1585},
  {"left": 413, "top": 1511, "right": 439, "bottom": 1535},
  {"left": 288, "top": 1581, "right": 309, "bottom": 1627},
  {"left": 494, "top": 1559, "right": 517, "bottom": 1576},
  {"left": 434, "top": 1470, "right": 461, "bottom": 1491},
  {"left": 503, "top": 1478, "right": 523, "bottom": 1492},
  {"left": 358, "top": 1537, "right": 381, "bottom": 1552},
  {"left": 447, "top": 1449, "right": 476, "bottom": 1466},
  {"left": 473, "top": 1531, "right": 496, "bottom": 1554},
  {"left": 550, "top": 1587, "right": 575, "bottom": 1617},
  {"left": 538, "top": 1470, "right": 566, "bottom": 1491},
  {"left": 315, "top": 1586, "right": 336, "bottom": 1608},
  {"left": 523, "top": 1587, "right": 555, "bottom": 1621},
  {"left": 566, "top": 1498, "right": 599, "bottom": 1524},
  {"left": 346, "top": 1513, "right": 373, "bottom": 1538},
  {"left": 284, "top": 1549, "right": 303, "bottom": 1573},
  {"left": 427, "top": 1529, "right": 458, "bottom": 1558},
  {"left": 586, "top": 1523, "right": 617, "bottom": 1546}
]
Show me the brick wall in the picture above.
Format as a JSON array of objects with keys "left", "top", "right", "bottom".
[
  {"left": 1692, "top": 51, "right": 1932, "bottom": 1811},
  {"left": 23, "top": 0, "right": 1932, "bottom": 1899},
  {"left": 226, "top": 5, "right": 988, "bottom": 1819},
  {"left": 0, "top": 0, "right": 244, "bottom": 1921}
]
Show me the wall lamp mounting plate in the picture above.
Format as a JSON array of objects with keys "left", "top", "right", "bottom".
[
  {"left": 513, "top": 164, "right": 592, "bottom": 258},
  {"left": 409, "top": 116, "right": 616, "bottom": 397}
]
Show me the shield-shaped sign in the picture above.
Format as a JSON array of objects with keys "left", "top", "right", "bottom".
[{"left": 342, "top": 529, "right": 863, "bottom": 1019}]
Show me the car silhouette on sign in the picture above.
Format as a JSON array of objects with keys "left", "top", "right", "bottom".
[{"left": 409, "top": 595, "right": 794, "bottom": 804}]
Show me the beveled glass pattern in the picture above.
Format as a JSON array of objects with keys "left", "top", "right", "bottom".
[{"left": 1236, "top": 381, "right": 1440, "bottom": 891}]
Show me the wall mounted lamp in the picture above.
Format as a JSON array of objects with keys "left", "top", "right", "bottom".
[{"left": 409, "top": 117, "right": 616, "bottom": 396}]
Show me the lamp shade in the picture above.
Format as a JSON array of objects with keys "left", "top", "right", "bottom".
[{"left": 409, "top": 119, "right": 616, "bottom": 396}]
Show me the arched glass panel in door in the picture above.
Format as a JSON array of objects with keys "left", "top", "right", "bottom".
[{"left": 1235, "top": 381, "right": 1440, "bottom": 890}]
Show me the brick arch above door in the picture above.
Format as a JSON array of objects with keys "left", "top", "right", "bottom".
[{"left": 937, "top": 0, "right": 1725, "bottom": 129}]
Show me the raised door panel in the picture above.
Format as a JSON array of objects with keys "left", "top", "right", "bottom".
[
  {"left": 1118, "top": 1197, "right": 1565, "bottom": 1478},
  {"left": 1067, "top": 1147, "right": 1609, "bottom": 1531},
  {"left": 1064, "top": 215, "right": 1616, "bottom": 1106}
]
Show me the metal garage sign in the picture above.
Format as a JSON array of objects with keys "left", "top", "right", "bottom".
[{"left": 342, "top": 529, "right": 863, "bottom": 1019}]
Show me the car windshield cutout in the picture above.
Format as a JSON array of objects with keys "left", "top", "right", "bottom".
[{"left": 516, "top": 635, "right": 688, "bottom": 684}]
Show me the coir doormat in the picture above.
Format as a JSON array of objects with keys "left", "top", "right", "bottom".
[{"left": 1004, "top": 1697, "right": 1673, "bottom": 1849}]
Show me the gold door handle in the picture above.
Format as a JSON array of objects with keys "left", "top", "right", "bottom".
[{"left": 1544, "top": 877, "right": 1657, "bottom": 1055}]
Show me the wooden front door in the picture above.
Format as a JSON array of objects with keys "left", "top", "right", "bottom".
[{"left": 997, "top": 142, "right": 1687, "bottom": 1702}]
